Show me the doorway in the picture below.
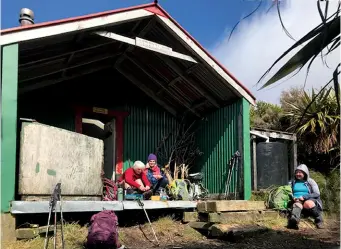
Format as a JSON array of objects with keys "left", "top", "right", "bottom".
[{"left": 81, "top": 112, "right": 116, "bottom": 181}]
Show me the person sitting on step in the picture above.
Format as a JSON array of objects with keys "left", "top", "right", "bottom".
[
  {"left": 145, "top": 153, "right": 169, "bottom": 195},
  {"left": 117, "top": 160, "right": 152, "bottom": 199},
  {"left": 288, "top": 164, "right": 323, "bottom": 229}
]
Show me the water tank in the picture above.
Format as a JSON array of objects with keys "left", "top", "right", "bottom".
[{"left": 256, "top": 142, "right": 289, "bottom": 189}]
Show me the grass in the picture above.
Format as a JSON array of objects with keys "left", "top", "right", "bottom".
[
  {"left": 3, "top": 216, "right": 203, "bottom": 249},
  {"left": 3, "top": 222, "right": 88, "bottom": 249}
]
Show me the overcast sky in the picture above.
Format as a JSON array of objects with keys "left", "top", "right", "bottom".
[{"left": 210, "top": 0, "right": 340, "bottom": 104}]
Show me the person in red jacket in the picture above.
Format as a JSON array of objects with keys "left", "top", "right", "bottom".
[{"left": 118, "top": 161, "right": 152, "bottom": 198}]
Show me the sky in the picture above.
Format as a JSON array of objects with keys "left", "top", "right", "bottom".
[{"left": 1, "top": 0, "right": 340, "bottom": 104}]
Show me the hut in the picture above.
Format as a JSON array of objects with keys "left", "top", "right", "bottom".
[{"left": 0, "top": 2, "right": 256, "bottom": 224}]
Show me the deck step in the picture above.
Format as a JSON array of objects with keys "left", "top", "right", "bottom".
[
  {"left": 208, "top": 210, "right": 279, "bottom": 223},
  {"left": 197, "top": 200, "right": 266, "bottom": 212},
  {"left": 16, "top": 225, "right": 60, "bottom": 240}
]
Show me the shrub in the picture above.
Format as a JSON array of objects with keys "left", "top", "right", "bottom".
[{"left": 310, "top": 170, "right": 340, "bottom": 215}]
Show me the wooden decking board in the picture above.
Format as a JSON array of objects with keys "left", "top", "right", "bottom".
[{"left": 197, "top": 200, "right": 266, "bottom": 212}]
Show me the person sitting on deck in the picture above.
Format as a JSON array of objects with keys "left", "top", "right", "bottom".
[
  {"left": 145, "top": 153, "right": 169, "bottom": 195},
  {"left": 288, "top": 164, "right": 323, "bottom": 229},
  {"left": 118, "top": 160, "right": 152, "bottom": 199}
]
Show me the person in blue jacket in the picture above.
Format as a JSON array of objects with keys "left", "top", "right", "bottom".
[{"left": 288, "top": 164, "right": 323, "bottom": 229}]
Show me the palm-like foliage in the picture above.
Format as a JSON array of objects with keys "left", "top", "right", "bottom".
[
  {"left": 283, "top": 87, "right": 340, "bottom": 154},
  {"left": 257, "top": 1, "right": 341, "bottom": 111}
]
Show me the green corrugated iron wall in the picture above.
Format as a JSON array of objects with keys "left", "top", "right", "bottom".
[
  {"left": 195, "top": 100, "right": 241, "bottom": 194},
  {"left": 123, "top": 105, "right": 179, "bottom": 170}
]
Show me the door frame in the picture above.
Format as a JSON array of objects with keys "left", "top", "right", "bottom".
[{"left": 73, "top": 105, "right": 129, "bottom": 175}]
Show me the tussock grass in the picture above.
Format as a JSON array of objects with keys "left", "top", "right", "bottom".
[
  {"left": 3, "top": 222, "right": 87, "bottom": 249},
  {"left": 4, "top": 216, "right": 203, "bottom": 249}
]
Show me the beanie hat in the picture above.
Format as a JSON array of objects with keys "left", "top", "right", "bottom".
[{"left": 147, "top": 153, "right": 157, "bottom": 162}]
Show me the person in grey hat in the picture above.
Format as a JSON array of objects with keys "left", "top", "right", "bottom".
[{"left": 288, "top": 164, "right": 323, "bottom": 229}]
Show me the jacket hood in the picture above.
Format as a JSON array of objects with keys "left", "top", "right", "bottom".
[{"left": 296, "top": 164, "right": 310, "bottom": 179}]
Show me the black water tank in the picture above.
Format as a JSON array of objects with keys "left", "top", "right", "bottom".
[{"left": 256, "top": 142, "right": 289, "bottom": 189}]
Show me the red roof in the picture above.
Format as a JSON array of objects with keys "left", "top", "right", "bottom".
[{"left": 1, "top": 3, "right": 255, "bottom": 101}]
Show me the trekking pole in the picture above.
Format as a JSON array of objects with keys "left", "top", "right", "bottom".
[
  {"left": 43, "top": 200, "right": 53, "bottom": 249},
  {"left": 59, "top": 197, "right": 65, "bottom": 249},
  {"left": 136, "top": 198, "right": 160, "bottom": 246},
  {"left": 224, "top": 158, "right": 233, "bottom": 199},
  {"left": 53, "top": 206, "right": 57, "bottom": 249},
  {"left": 56, "top": 183, "right": 65, "bottom": 249},
  {"left": 233, "top": 151, "right": 241, "bottom": 200},
  {"left": 44, "top": 183, "right": 59, "bottom": 249},
  {"left": 225, "top": 155, "right": 236, "bottom": 200}
]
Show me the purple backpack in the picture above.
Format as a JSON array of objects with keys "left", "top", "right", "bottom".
[{"left": 86, "top": 210, "right": 120, "bottom": 248}]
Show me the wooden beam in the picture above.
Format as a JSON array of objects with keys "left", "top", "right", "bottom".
[
  {"left": 20, "top": 40, "right": 117, "bottom": 68},
  {"left": 197, "top": 201, "right": 265, "bottom": 212},
  {"left": 118, "top": 17, "right": 155, "bottom": 51},
  {"left": 208, "top": 211, "right": 279, "bottom": 223},
  {"left": 156, "top": 64, "right": 198, "bottom": 95},
  {"left": 157, "top": 15, "right": 256, "bottom": 105},
  {"left": 125, "top": 55, "right": 201, "bottom": 117},
  {"left": 210, "top": 224, "right": 269, "bottom": 240},
  {"left": 19, "top": 64, "right": 111, "bottom": 94},
  {"left": 20, "top": 52, "right": 121, "bottom": 83},
  {"left": 1, "top": 9, "right": 154, "bottom": 45},
  {"left": 191, "top": 100, "right": 208, "bottom": 109},
  {"left": 115, "top": 64, "right": 177, "bottom": 117},
  {"left": 155, "top": 55, "right": 220, "bottom": 108},
  {"left": 94, "top": 31, "right": 197, "bottom": 63},
  {"left": 62, "top": 33, "right": 86, "bottom": 78}
]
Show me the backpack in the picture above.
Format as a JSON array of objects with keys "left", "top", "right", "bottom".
[
  {"left": 102, "top": 174, "right": 118, "bottom": 201},
  {"left": 86, "top": 210, "right": 120, "bottom": 248},
  {"left": 266, "top": 185, "right": 293, "bottom": 210},
  {"left": 167, "top": 179, "right": 190, "bottom": 201}
]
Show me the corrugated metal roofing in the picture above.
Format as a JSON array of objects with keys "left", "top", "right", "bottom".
[{"left": 1, "top": 2, "right": 256, "bottom": 107}]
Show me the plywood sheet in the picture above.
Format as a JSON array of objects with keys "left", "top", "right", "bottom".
[{"left": 18, "top": 122, "right": 104, "bottom": 196}]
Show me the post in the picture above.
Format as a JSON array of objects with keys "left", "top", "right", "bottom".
[
  {"left": 289, "top": 139, "right": 297, "bottom": 179},
  {"left": 1, "top": 44, "right": 19, "bottom": 213},
  {"left": 1, "top": 44, "right": 19, "bottom": 242},
  {"left": 241, "top": 98, "right": 252, "bottom": 200},
  {"left": 252, "top": 136, "right": 257, "bottom": 191}
]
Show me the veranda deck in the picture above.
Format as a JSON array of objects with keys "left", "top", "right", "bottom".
[{"left": 10, "top": 200, "right": 198, "bottom": 214}]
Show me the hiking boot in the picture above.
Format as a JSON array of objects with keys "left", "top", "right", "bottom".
[
  {"left": 314, "top": 214, "right": 324, "bottom": 229},
  {"left": 309, "top": 206, "right": 324, "bottom": 229},
  {"left": 143, "top": 190, "right": 153, "bottom": 200},
  {"left": 287, "top": 216, "right": 299, "bottom": 230},
  {"left": 315, "top": 221, "right": 323, "bottom": 229}
]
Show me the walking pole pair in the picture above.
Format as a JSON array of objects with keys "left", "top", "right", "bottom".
[
  {"left": 224, "top": 151, "right": 241, "bottom": 200},
  {"left": 224, "top": 154, "right": 236, "bottom": 199},
  {"left": 43, "top": 183, "right": 65, "bottom": 249}
]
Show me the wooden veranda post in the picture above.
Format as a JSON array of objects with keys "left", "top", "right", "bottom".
[
  {"left": 1, "top": 44, "right": 19, "bottom": 213},
  {"left": 242, "top": 98, "right": 252, "bottom": 200}
]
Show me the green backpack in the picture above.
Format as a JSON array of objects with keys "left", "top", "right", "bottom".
[
  {"left": 266, "top": 185, "right": 292, "bottom": 210},
  {"left": 167, "top": 179, "right": 190, "bottom": 201}
]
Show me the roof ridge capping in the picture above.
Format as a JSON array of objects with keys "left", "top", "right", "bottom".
[{"left": 0, "top": 2, "right": 256, "bottom": 104}]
